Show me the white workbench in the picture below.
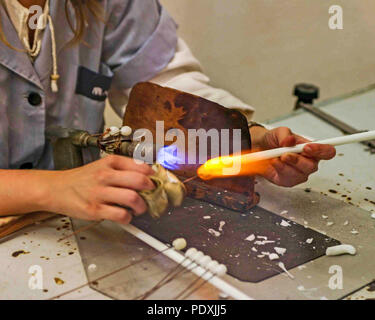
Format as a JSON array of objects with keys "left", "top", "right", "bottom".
[
  {"left": 265, "top": 85, "right": 375, "bottom": 300},
  {"left": 0, "top": 217, "right": 108, "bottom": 299},
  {"left": 266, "top": 85, "right": 375, "bottom": 215}
]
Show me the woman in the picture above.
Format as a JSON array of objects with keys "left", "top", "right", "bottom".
[{"left": 0, "top": 0, "right": 335, "bottom": 224}]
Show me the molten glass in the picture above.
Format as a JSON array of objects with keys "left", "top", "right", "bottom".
[{"left": 197, "top": 149, "right": 271, "bottom": 180}]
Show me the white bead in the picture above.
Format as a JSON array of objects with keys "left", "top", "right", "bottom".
[
  {"left": 274, "top": 247, "right": 287, "bottom": 255},
  {"left": 207, "top": 260, "right": 219, "bottom": 273},
  {"left": 198, "top": 255, "right": 212, "bottom": 268},
  {"left": 121, "top": 126, "right": 132, "bottom": 136},
  {"left": 172, "top": 238, "right": 187, "bottom": 251},
  {"left": 88, "top": 264, "right": 97, "bottom": 272},
  {"left": 326, "top": 244, "right": 356, "bottom": 256},
  {"left": 219, "top": 292, "right": 229, "bottom": 299},
  {"left": 268, "top": 253, "right": 279, "bottom": 261},
  {"left": 109, "top": 126, "right": 120, "bottom": 136},
  {"left": 192, "top": 251, "right": 204, "bottom": 262},
  {"left": 215, "top": 264, "right": 228, "bottom": 276},
  {"left": 185, "top": 248, "right": 197, "bottom": 258}
]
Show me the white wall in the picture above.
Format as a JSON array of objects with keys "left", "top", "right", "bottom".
[{"left": 160, "top": 0, "right": 375, "bottom": 121}]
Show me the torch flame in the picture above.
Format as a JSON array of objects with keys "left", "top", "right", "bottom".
[{"left": 156, "top": 145, "right": 183, "bottom": 171}]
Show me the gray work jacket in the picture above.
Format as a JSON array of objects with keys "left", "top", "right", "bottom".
[{"left": 0, "top": 0, "right": 177, "bottom": 169}]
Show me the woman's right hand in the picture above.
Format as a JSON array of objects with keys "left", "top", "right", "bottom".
[{"left": 44, "top": 155, "right": 155, "bottom": 224}]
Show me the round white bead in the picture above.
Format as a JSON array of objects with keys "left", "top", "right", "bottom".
[
  {"left": 185, "top": 248, "right": 197, "bottom": 258},
  {"left": 199, "top": 255, "right": 212, "bottom": 268},
  {"left": 88, "top": 264, "right": 97, "bottom": 272},
  {"left": 172, "top": 238, "right": 187, "bottom": 251},
  {"left": 215, "top": 264, "right": 228, "bottom": 276},
  {"left": 207, "top": 260, "right": 219, "bottom": 273},
  {"left": 192, "top": 251, "right": 204, "bottom": 262},
  {"left": 121, "top": 126, "right": 132, "bottom": 136},
  {"left": 109, "top": 126, "right": 120, "bottom": 136}
]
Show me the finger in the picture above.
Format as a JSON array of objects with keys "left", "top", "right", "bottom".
[
  {"left": 103, "top": 187, "right": 148, "bottom": 216},
  {"left": 105, "top": 155, "right": 154, "bottom": 175},
  {"left": 269, "top": 159, "right": 309, "bottom": 187},
  {"left": 96, "top": 204, "right": 133, "bottom": 225},
  {"left": 303, "top": 144, "right": 336, "bottom": 160},
  {"left": 281, "top": 153, "right": 319, "bottom": 175},
  {"left": 274, "top": 127, "right": 296, "bottom": 147},
  {"left": 271, "top": 158, "right": 304, "bottom": 176},
  {"left": 105, "top": 170, "right": 155, "bottom": 191}
]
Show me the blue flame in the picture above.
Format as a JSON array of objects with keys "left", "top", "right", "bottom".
[{"left": 156, "top": 145, "right": 184, "bottom": 171}]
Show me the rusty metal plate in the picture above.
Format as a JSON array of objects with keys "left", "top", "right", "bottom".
[{"left": 123, "top": 82, "right": 257, "bottom": 206}]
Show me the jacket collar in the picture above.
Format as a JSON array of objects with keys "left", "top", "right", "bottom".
[
  {"left": 0, "top": 1, "right": 74, "bottom": 89},
  {"left": 0, "top": 5, "right": 43, "bottom": 89}
]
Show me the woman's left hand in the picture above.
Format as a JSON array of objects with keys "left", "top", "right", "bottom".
[{"left": 250, "top": 126, "right": 336, "bottom": 187}]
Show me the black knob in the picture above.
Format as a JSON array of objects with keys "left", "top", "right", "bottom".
[
  {"left": 28, "top": 92, "right": 42, "bottom": 106},
  {"left": 293, "top": 84, "right": 319, "bottom": 104},
  {"left": 19, "top": 162, "right": 33, "bottom": 169}
]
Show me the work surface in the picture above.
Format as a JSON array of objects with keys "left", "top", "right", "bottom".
[{"left": 0, "top": 85, "right": 374, "bottom": 300}]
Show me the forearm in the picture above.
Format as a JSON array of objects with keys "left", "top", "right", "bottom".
[{"left": 0, "top": 170, "right": 56, "bottom": 216}]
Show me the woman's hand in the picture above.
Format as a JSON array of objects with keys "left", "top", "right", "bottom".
[
  {"left": 250, "top": 126, "right": 336, "bottom": 187},
  {"left": 45, "top": 155, "right": 155, "bottom": 224}
]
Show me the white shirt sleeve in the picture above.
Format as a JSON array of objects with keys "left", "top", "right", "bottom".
[
  {"left": 150, "top": 38, "right": 254, "bottom": 119},
  {"left": 111, "top": 38, "right": 254, "bottom": 120}
]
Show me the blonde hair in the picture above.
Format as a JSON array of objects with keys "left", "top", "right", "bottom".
[{"left": 0, "top": 0, "right": 103, "bottom": 49}]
